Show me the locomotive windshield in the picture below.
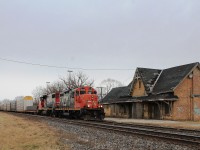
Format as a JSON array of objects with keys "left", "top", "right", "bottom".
[{"left": 80, "top": 89, "right": 86, "bottom": 95}]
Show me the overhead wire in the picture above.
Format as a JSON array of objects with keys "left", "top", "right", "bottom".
[{"left": 0, "top": 57, "right": 135, "bottom": 71}]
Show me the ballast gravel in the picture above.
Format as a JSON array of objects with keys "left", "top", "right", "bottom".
[{"left": 45, "top": 119, "right": 197, "bottom": 150}]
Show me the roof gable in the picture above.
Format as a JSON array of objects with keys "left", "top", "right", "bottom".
[
  {"left": 152, "top": 62, "right": 199, "bottom": 94},
  {"left": 130, "top": 68, "right": 161, "bottom": 94}
]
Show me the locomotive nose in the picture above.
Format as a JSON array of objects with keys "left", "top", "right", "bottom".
[{"left": 86, "top": 95, "right": 97, "bottom": 108}]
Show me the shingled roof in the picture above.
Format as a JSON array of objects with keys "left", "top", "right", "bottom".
[
  {"left": 152, "top": 62, "right": 199, "bottom": 94},
  {"left": 102, "top": 62, "right": 199, "bottom": 104},
  {"left": 120, "top": 82, "right": 132, "bottom": 97},
  {"left": 101, "top": 82, "right": 132, "bottom": 103},
  {"left": 101, "top": 86, "right": 128, "bottom": 103}
]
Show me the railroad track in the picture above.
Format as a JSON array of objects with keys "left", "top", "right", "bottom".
[
  {"left": 8, "top": 112, "right": 200, "bottom": 147},
  {"left": 64, "top": 120, "right": 200, "bottom": 146},
  {"left": 100, "top": 120, "right": 200, "bottom": 135}
]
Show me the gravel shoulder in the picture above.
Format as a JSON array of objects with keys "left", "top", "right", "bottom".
[
  {"left": 44, "top": 118, "right": 198, "bottom": 150},
  {"left": 2, "top": 112, "right": 198, "bottom": 150}
]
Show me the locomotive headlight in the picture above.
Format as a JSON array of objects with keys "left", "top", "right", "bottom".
[{"left": 87, "top": 104, "right": 91, "bottom": 108}]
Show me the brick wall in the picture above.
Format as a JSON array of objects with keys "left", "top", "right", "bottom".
[
  {"left": 103, "top": 104, "right": 111, "bottom": 117},
  {"left": 192, "top": 68, "right": 200, "bottom": 121},
  {"left": 131, "top": 79, "right": 146, "bottom": 97},
  {"left": 173, "top": 76, "right": 192, "bottom": 120},
  {"left": 173, "top": 67, "right": 200, "bottom": 121}
]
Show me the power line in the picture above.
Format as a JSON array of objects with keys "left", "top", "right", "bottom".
[{"left": 0, "top": 57, "right": 135, "bottom": 71}]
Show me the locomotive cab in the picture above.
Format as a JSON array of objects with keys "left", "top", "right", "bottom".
[
  {"left": 38, "top": 95, "right": 47, "bottom": 110},
  {"left": 52, "top": 92, "right": 60, "bottom": 107},
  {"left": 74, "top": 86, "right": 99, "bottom": 109},
  {"left": 74, "top": 86, "right": 105, "bottom": 120}
]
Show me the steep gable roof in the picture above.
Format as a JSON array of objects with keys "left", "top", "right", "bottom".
[
  {"left": 152, "top": 62, "right": 199, "bottom": 94},
  {"left": 137, "top": 68, "right": 162, "bottom": 93},
  {"left": 130, "top": 68, "right": 161, "bottom": 94}
]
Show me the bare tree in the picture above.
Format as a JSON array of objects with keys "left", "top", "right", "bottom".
[
  {"left": 2, "top": 99, "right": 10, "bottom": 103},
  {"left": 32, "top": 81, "right": 65, "bottom": 102},
  {"left": 32, "top": 72, "right": 93, "bottom": 103},
  {"left": 60, "top": 71, "right": 94, "bottom": 90},
  {"left": 50, "top": 81, "right": 65, "bottom": 93},
  {"left": 32, "top": 86, "right": 46, "bottom": 103},
  {"left": 99, "top": 78, "right": 124, "bottom": 96}
]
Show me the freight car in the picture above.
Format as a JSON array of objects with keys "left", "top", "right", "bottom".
[
  {"left": 10, "top": 100, "right": 16, "bottom": 111},
  {"left": 38, "top": 86, "right": 105, "bottom": 120},
  {"left": 16, "top": 96, "right": 34, "bottom": 112}
]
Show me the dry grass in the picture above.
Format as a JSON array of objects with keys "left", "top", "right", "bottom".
[{"left": 0, "top": 112, "right": 69, "bottom": 150}]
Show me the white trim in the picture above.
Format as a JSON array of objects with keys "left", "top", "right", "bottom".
[{"left": 151, "top": 70, "right": 163, "bottom": 94}]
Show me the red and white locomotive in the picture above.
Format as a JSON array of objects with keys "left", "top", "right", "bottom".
[{"left": 38, "top": 86, "right": 105, "bottom": 120}]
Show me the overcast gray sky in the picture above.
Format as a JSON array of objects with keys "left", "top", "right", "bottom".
[{"left": 0, "top": 0, "right": 200, "bottom": 100}]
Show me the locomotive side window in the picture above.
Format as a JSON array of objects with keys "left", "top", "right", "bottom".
[
  {"left": 71, "top": 91, "right": 74, "bottom": 98},
  {"left": 93, "top": 91, "right": 97, "bottom": 94},
  {"left": 76, "top": 90, "right": 79, "bottom": 96}
]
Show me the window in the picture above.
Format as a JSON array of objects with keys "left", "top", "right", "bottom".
[
  {"left": 71, "top": 91, "right": 74, "bottom": 98},
  {"left": 76, "top": 90, "right": 79, "bottom": 96},
  {"left": 139, "top": 80, "right": 141, "bottom": 88},
  {"left": 93, "top": 91, "right": 97, "bottom": 94},
  {"left": 80, "top": 90, "right": 86, "bottom": 95}
]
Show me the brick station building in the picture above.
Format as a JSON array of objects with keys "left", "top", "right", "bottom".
[{"left": 102, "top": 62, "right": 200, "bottom": 121}]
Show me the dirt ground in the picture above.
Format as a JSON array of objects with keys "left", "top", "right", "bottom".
[{"left": 0, "top": 112, "right": 69, "bottom": 150}]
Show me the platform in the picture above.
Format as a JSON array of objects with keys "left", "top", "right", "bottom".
[{"left": 105, "top": 117, "right": 200, "bottom": 130}]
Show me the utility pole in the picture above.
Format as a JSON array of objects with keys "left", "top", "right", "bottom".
[
  {"left": 96, "top": 87, "right": 104, "bottom": 101},
  {"left": 68, "top": 70, "right": 73, "bottom": 89},
  {"left": 46, "top": 82, "right": 50, "bottom": 94}
]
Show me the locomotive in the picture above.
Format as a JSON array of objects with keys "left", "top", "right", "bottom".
[{"left": 37, "top": 86, "right": 105, "bottom": 120}]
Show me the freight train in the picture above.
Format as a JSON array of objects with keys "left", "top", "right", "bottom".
[{"left": 0, "top": 86, "right": 105, "bottom": 120}]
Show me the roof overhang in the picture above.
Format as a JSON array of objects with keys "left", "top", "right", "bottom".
[{"left": 101, "top": 97, "right": 178, "bottom": 104}]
